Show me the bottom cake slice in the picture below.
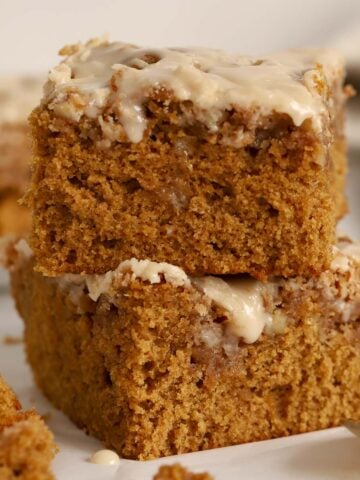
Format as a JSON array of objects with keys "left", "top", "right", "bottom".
[{"left": 7, "top": 237, "right": 360, "bottom": 460}]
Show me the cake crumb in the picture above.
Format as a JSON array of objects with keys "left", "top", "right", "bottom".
[
  {"left": 0, "top": 374, "right": 57, "bottom": 478},
  {"left": 2, "top": 335, "right": 23, "bottom": 345},
  {"left": 153, "top": 464, "right": 213, "bottom": 479}
]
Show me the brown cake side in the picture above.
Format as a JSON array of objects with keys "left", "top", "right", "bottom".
[
  {"left": 9, "top": 237, "right": 360, "bottom": 460},
  {"left": 0, "top": 375, "right": 56, "bottom": 480},
  {"left": 27, "top": 41, "right": 349, "bottom": 278}
]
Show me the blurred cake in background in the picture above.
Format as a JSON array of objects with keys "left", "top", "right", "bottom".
[
  {"left": 0, "top": 76, "right": 42, "bottom": 236},
  {"left": 153, "top": 464, "right": 213, "bottom": 479},
  {"left": 330, "top": 26, "right": 360, "bottom": 151}
]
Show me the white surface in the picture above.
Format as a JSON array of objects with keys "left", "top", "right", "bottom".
[
  {"left": 0, "top": 156, "right": 359, "bottom": 478},
  {"left": 0, "top": 0, "right": 360, "bottom": 74}
]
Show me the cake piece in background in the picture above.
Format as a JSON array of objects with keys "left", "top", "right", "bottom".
[
  {"left": 7, "top": 236, "right": 360, "bottom": 460},
  {"left": 0, "top": 77, "right": 42, "bottom": 236},
  {"left": 153, "top": 464, "right": 213, "bottom": 480},
  {"left": 0, "top": 374, "right": 56, "bottom": 479},
  {"left": 28, "top": 39, "right": 350, "bottom": 279}
]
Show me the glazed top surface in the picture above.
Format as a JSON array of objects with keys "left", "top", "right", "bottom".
[{"left": 43, "top": 38, "right": 345, "bottom": 143}]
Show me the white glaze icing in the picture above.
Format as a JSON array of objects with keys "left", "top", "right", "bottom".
[
  {"left": 194, "top": 276, "right": 272, "bottom": 343},
  {"left": 44, "top": 38, "right": 344, "bottom": 143},
  {"left": 85, "top": 258, "right": 190, "bottom": 301},
  {"left": 89, "top": 449, "right": 121, "bottom": 465},
  {"left": 331, "top": 238, "right": 360, "bottom": 272},
  {"left": 0, "top": 76, "right": 43, "bottom": 123},
  {"left": 70, "top": 259, "right": 272, "bottom": 343}
]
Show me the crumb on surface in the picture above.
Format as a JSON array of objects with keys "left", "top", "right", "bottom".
[
  {"left": 153, "top": 464, "right": 213, "bottom": 480},
  {"left": 2, "top": 335, "right": 23, "bottom": 346}
]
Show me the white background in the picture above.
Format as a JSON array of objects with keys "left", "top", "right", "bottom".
[{"left": 1, "top": 0, "right": 360, "bottom": 74}]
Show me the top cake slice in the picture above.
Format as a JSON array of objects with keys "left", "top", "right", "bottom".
[
  {"left": 0, "top": 76, "right": 42, "bottom": 236},
  {"left": 29, "top": 38, "right": 349, "bottom": 278}
]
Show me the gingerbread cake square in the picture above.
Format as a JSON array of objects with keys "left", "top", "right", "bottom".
[
  {"left": 28, "top": 39, "right": 349, "bottom": 278},
  {"left": 8, "top": 236, "right": 360, "bottom": 459},
  {"left": 0, "top": 77, "right": 42, "bottom": 236}
]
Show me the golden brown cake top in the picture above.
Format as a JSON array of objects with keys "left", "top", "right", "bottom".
[
  {"left": 42, "top": 37, "right": 345, "bottom": 143},
  {"left": 0, "top": 76, "right": 43, "bottom": 124}
]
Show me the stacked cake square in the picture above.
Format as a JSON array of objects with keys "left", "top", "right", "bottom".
[{"left": 8, "top": 38, "right": 360, "bottom": 459}]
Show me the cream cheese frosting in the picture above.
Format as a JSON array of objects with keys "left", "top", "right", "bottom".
[
  {"left": 85, "top": 260, "right": 273, "bottom": 344},
  {"left": 193, "top": 276, "right": 272, "bottom": 344},
  {"left": 85, "top": 258, "right": 190, "bottom": 301},
  {"left": 43, "top": 38, "right": 345, "bottom": 144}
]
